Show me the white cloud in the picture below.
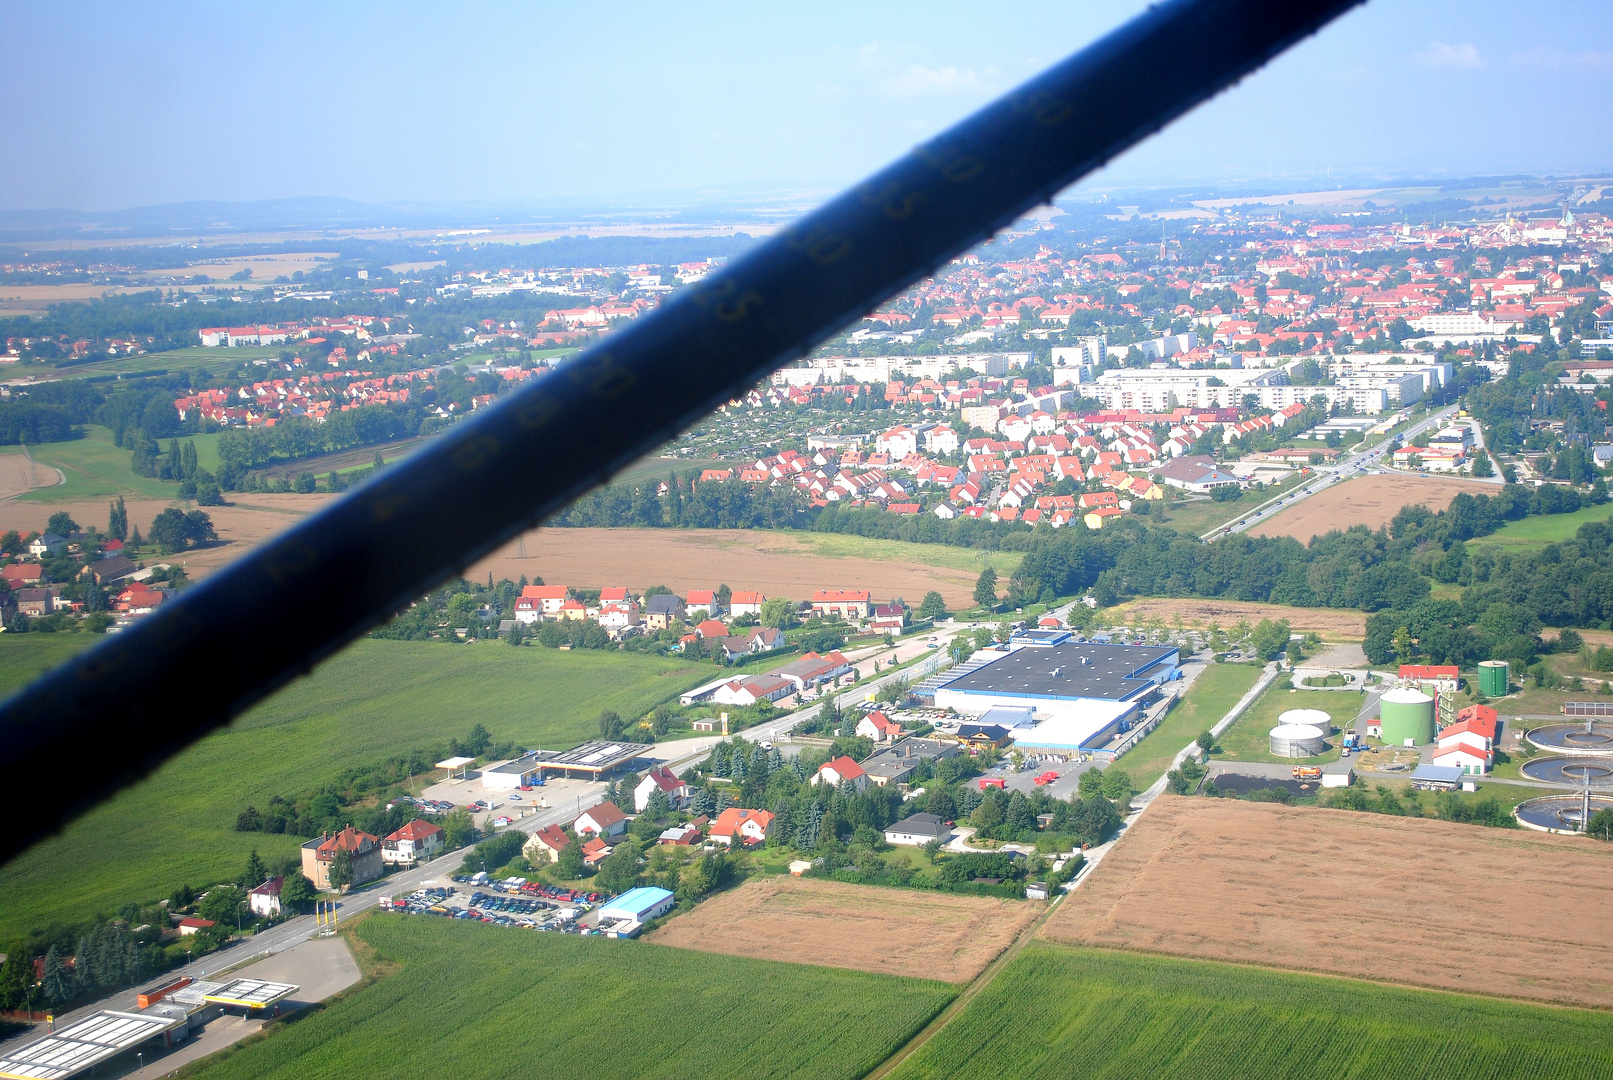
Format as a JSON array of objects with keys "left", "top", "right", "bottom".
[
  {"left": 1414, "top": 41, "right": 1486, "bottom": 70},
  {"left": 879, "top": 63, "right": 985, "bottom": 97},
  {"left": 1511, "top": 45, "right": 1613, "bottom": 70}
]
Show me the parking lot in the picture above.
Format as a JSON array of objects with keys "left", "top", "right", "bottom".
[
  {"left": 411, "top": 774, "right": 608, "bottom": 830},
  {"left": 383, "top": 876, "right": 612, "bottom": 934}
]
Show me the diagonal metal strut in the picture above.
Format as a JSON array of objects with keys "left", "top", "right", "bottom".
[{"left": 0, "top": 0, "right": 1363, "bottom": 867}]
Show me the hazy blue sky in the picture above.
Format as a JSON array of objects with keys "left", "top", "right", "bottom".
[{"left": 2, "top": 1, "right": 1610, "bottom": 211}]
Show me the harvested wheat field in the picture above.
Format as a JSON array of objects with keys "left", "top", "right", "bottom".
[
  {"left": 648, "top": 875, "right": 1041, "bottom": 983},
  {"left": 0, "top": 496, "right": 989, "bottom": 603},
  {"left": 471, "top": 527, "right": 987, "bottom": 608},
  {"left": 1111, "top": 598, "right": 1367, "bottom": 638},
  {"left": 0, "top": 451, "right": 64, "bottom": 499},
  {"left": 1247, "top": 474, "right": 1491, "bottom": 542},
  {"left": 0, "top": 494, "right": 335, "bottom": 577},
  {"left": 1043, "top": 796, "right": 1613, "bottom": 1008}
]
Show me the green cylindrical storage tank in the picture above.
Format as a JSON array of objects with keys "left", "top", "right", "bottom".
[
  {"left": 1379, "top": 688, "right": 1435, "bottom": 746},
  {"left": 1478, "top": 660, "right": 1508, "bottom": 698}
]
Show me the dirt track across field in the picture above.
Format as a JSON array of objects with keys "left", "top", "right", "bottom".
[
  {"left": 1247, "top": 474, "right": 1488, "bottom": 542},
  {"left": 1111, "top": 598, "right": 1367, "bottom": 638},
  {"left": 648, "top": 876, "right": 1042, "bottom": 983},
  {"left": 1042, "top": 796, "right": 1613, "bottom": 1009},
  {"left": 0, "top": 451, "right": 63, "bottom": 500}
]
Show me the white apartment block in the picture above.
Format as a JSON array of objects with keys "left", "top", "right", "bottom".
[{"left": 773, "top": 353, "right": 1029, "bottom": 386}]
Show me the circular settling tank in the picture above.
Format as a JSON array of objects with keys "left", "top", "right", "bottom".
[
  {"left": 1270, "top": 723, "right": 1327, "bottom": 757},
  {"left": 1519, "top": 757, "right": 1613, "bottom": 787},
  {"left": 1378, "top": 688, "right": 1435, "bottom": 746},
  {"left": 1526, "top": 721, "right": 1613, "bottom": 756},
  {"left": 1514, "top": 793, "right": 1613, "bottom": 835}
]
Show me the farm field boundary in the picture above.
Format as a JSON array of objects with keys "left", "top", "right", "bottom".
[
  {"left": 646, "top": 875, "right": 1041, "bottom": 983},
  {"left": 182, "top": 915, "right": 957, "bottom": 1080},
  {"left": 885, "top": 943, "right": 1613, "bottom": 1080},
  {"left": 1041, "top": 795, "right": 1613, "bottom": 1009}
]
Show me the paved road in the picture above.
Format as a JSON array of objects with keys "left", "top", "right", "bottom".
[{"left": 1206, "top": 404, "right": 1461, "bottom": 539}]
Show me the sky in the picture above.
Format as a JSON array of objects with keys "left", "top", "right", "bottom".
[{"left": 1, "top": 0, "right": 1610, "bottom": 212}]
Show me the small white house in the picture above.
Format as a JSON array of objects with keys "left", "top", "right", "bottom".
[
  {"left": 1432, "top": 742, "right": 1491, "bottom": 775},
  {"left": 634, "top": 766, "right": 689, "bottom": 812},
  {"left": 810, "top": 755, "right": 869, "bottom": 791},
  {"left": 883, "top": 813, "right": 952, "bottom": 846},
  {"left": 855, "top": 711, "right": 904, "bottom": 743},
  {"left": 28, "top": 533, "right": 66, "bottom": 558},
  {"left": 382, "top": 819, "right": 445, "bottom": 865},
  {"left": 248, "top": 877, "right": 282, "bottom": 918},
  {"left": 574, "top": 801, "right": 628, "bottom": 838}
]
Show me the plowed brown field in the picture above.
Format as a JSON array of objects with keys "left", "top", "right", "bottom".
[
  {"left": 1111, "top": 598, "right": 1367, "bottom": 638},
  {"left": 471, "top": 528, "right": 986, "bottom": 607},
  {"left": 648, "top": 875, "right": 1041, "bottom": 983},
  {"left": 1043, "top": 796, "right": 1613, "bottom": 1008},
  {"left": 1247, "top": 474, "right": 1490, "bottom": 542},
  {"left": 0, "top": 498, "right": 985, "bottom": 606}
]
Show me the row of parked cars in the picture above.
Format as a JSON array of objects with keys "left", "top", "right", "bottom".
[
  {"left": 396, "top": 797, "right": 458, "bottom": 815},
  {"left": 453, "top": 874, "right": 607, "bottom": 905},
  {"left": 386, "top": 884, "right": 601, "bottom": 933}
]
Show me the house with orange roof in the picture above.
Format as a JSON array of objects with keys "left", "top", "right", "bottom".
[
  {"left": 856, "top": 710, "right": 905, "bottom": 743},
  {"left": 574, "top": 801, "right": 628, "bottom": 838},
  {"left": 729, "top": 590, "right": 766, "bottom": 617},
  {"left": 634, "top": 766, "right": 690, "bottom": 812},
  {"left": 693, "top": 618, "right": 729, "bottom": 639},
  {"left": 811, "top": 755, "right": 869, "bottom": 791},
  {"left": 525, "top": 824, "right": 570, "bottom": 862},
  {"left": 1437, "top": 718, "right": 1496, "bottom": 754},
  {"left": 382, "top": 819, "right": 444, "bottom": 865},
  {"left": 521, "top": 584, "right": 570, "bottom": 616},
  {"left": 810, "top": 589, "right": 872, "bottom": 622},
  {"left": 709, "top": 807, "right": 775, "bottom": 847},
  {"left": 686, "top": 589, "right": 718, "bottom": 617},
  {"left": 1432, "top": 741, "right": 1492, "bottom": 775},
  {"left": 300, "top": 826, "right": 383, "bottom": 889}
]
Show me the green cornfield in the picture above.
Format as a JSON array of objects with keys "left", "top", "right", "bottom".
[
  {"left": 0, "top": 636, "right": 711, "bottom": 938},
  {"left": 890, "top": 944, "right": 1613, "bottom": 1080},
  {"left": 187, "top": 916, "right": 956, "bottom": 1080}
]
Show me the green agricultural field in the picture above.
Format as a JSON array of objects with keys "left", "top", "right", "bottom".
[
  {"left": 1471, "top": 501, "right": 1613, "bottom": 550},
  {"left": 1162, "top": 473, "right": 1306, "bottom": 538},
  {"left": 1213, "top": 675, "right": 1369, "bottom": 766},
  {"left": 189, "top": 916, "right": 955, "bottom": 1080},
  {"left": 0, "top": 637, "right": 710, "bottom": 938},
  {"left": 890, "top": 944, "right": 1613, "bottom": 1080},
  {"left": 19, "top": 424, "right": 191, "bottom": 502},
  {"left": 1118, "top": 662, "right": 1265, "bottom": 786},
  {"left": 52, "top": 346, "right": 287, "bottom": 381},
  {"left": 772, "top": 530, "right": 1023, "bottom": 578}
]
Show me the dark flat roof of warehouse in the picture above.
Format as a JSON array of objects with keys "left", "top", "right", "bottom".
[{"left": 940, "top": 641, "right": 1178, "bottom": 700}]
